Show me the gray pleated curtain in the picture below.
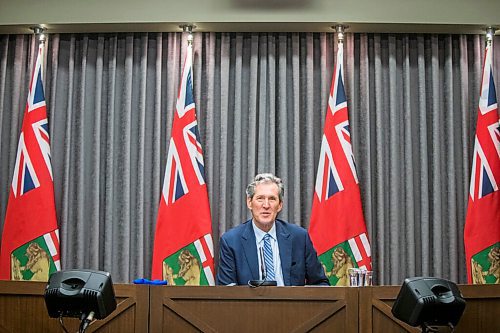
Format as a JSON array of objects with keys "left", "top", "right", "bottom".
[{"left": 0, "top": 32, "right": 498, "bottom": 284}]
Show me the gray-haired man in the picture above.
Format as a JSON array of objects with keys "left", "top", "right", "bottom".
[{"left": 216, "top": 173, "right": 329, "bottom": 286}]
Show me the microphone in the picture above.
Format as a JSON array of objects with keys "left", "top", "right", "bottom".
[
  {"left": 248, "top": 246, "right": 277, "bottom": 287},
  {"left": 260, "top": 246, "right": 267, "bottom": 281}
]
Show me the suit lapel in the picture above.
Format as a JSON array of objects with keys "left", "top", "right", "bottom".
[
  {"left": 276, "top": 220, "right": 292, "bottom": 285},
  {"left": 241, "top": 221, "right": 259, "bottom": 280}
]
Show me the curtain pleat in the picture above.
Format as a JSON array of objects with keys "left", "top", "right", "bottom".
[{"left": 0, "top": 32, "right": 498, "bottom": 284}]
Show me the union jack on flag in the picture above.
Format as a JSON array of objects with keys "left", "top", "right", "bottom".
[
  {"left": 12, "top": 133, "right": 40, "bottom": 197},
  {"left": 162, "top": 138, "right": 189, "bottom": 205},
  {"left": 32, "top": 118, "right": 53, "bottom": 179},
  {"left": 11, "top": 52, "right": 53, "bottom": 198},
  {"left": 314, "top": 43, "right": 359, "bottom": 203},
  {"left": 152, "top": 43, "right": 214, "bottom": 284},
  {"left": 469, "top": 55, "right": 499, "bottom": 201},
  {"left": 315, "top": 135, "right": 343, "bottom": 202},
  {"left": 161, "top": 53, "right": 207, "bottom": 206},
  {"left": 176, "top": 65, "right": 195, "bottom": 118},
  {"left": 184, "top": 121, "right": 206, "bottom": 186}
]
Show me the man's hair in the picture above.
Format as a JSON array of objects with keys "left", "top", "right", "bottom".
[{"left": 245, "top": 173, "right": 284, "bottom": 202}]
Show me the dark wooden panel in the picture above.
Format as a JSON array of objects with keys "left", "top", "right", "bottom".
[
  {"left": 359, "top": 284, "right": 500, "bottom": 333},
  {"left": 150, "top": 286, "right": 358, "bottom": 333},
  {"left": 456, "top": 284, "right": 500, "bottom": 333},
  {"left": 0, "top": 281, "right": 149, "bottom": 333},
  {"left": 358, "top": 286, "right": 419, "bottom": 333}
]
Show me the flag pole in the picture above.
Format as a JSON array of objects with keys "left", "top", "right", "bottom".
[
  {"left": 180, "top": 24, "right": 195, "bottom": 66},
  {"left": 181, "top": 24, "right": 195, "bottom": 46},
  {"left": 334, "top": 24, "right": 347, "bottom": 44},
  {"left": 31, "top": 26, "right": 46, "bottom": 44},
  {"left": 30, "top": 26, "right": 47, "bottom": 82},
  {"left": 485, "top": 27, "right": 496, "bottom": 46},
  {"left": 334, "top": 24, "right": 347, "bottom": 80}
]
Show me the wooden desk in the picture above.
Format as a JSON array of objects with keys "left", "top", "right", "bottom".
[{"left": 0, "top": 282, "right": 498, "bottom": 332}]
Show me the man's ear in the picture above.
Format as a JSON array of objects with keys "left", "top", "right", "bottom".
[
  {"left": 277, "top": 201, "right": 283, "bottom": 213},
  {"left": 246, "top": 197, "right": 252, "bottom": 209}
]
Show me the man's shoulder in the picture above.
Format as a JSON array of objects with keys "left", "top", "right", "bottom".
[
  {"left": 221, "top": 220, "right": 252, "bottom": 240},
  {"left": 276, "top": 219, "right": 307, "bottom": 235}
]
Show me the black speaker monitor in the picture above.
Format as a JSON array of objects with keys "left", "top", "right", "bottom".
[
  {"left": 44, "top": 269, "right": 117, "bottom": 320},
  {"left": 392, "top": 277, "right": 466, "bottom": 329}
]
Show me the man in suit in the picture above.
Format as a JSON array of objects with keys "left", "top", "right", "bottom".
[{"left": 216, "top": 173, "right": 329, "bottom": 286}]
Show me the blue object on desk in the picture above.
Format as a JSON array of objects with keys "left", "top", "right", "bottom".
[
  {"left": 133, "top": 278, "right": 167, "bottom": 285},
  {"left": 151, "top": 279, "right": 168, "bottom": 285}
]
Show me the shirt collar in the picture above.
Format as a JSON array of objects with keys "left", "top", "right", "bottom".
[{"left": 252, "top": 220, "right": 277, "bottom": 243}]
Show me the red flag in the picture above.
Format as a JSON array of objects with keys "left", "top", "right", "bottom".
[
  {"left": 309, "top": 42, "right": 371, "bottom": 286},
  {"left": 0, "top": 43, "right": 61, "bottom": 281},
  {"left": 151, "top": 44, "right": 215, "bottom": 285},
  {"left": 464, "top": 43, "right": 500, "bottom": 284}
]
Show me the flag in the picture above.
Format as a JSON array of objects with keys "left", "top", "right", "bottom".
[
  {"left": 0, "top": 43, "right": 61, "bottom": 281},
  {"left": 309, "top": 42, "right": 371, "bottom": 286},
  {"left": 151, "top": 44, "right": 215, "bottom": 285},
  {"left": 464, "top": 42, "right": 500, "bottom": 284}
]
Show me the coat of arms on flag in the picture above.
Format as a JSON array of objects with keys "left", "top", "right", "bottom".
[
  {"left": 309, "top": 40, "right": 372, "bottom": 286},
  {"left": 161, "top": 234, "right": 214, "bottom": 285},
  {"left": 151, "top": 42, "right": 215, "bottom": 285},
  {"left": 0, "top": 42, "right": 61, "bottom": 281},
  {"left": 464, "top": 41, "right": 500, "bottom": 285},
  {"left": 11, "top": 231, "right": 61, "bottom": 281},
  {"left": 319, "top": 233, "right": 371, "bottom": 286}
]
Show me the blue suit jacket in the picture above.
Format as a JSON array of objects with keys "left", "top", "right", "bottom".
[{"left": 216, "top": 219, "right": 329, "bottom": 286}]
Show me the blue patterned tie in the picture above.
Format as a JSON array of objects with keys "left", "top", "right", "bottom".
[{"left": 263, "top": 233, "right": 275, "bottom": 280}]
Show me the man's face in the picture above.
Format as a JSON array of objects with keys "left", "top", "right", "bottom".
[{"left": 247, "top": 182, "right": 283, "bottom": 232}]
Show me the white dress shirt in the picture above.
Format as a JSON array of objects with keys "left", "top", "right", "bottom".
[{"left": 252, "top": 220, "right": 285, "bottom": 286}]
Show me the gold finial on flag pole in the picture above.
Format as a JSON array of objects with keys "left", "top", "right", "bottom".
[
  {"left": 180, "top": 24, "right": 195, "bottom": 46},
  {"left": 334, "top": 24, "right": 348, "bottom": 44},
  {"left": 485, "top": 27, "right": 496, "bottom": 46},
  {"left": 30, "top": 26, "right": 46, "bottom": 44}
]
